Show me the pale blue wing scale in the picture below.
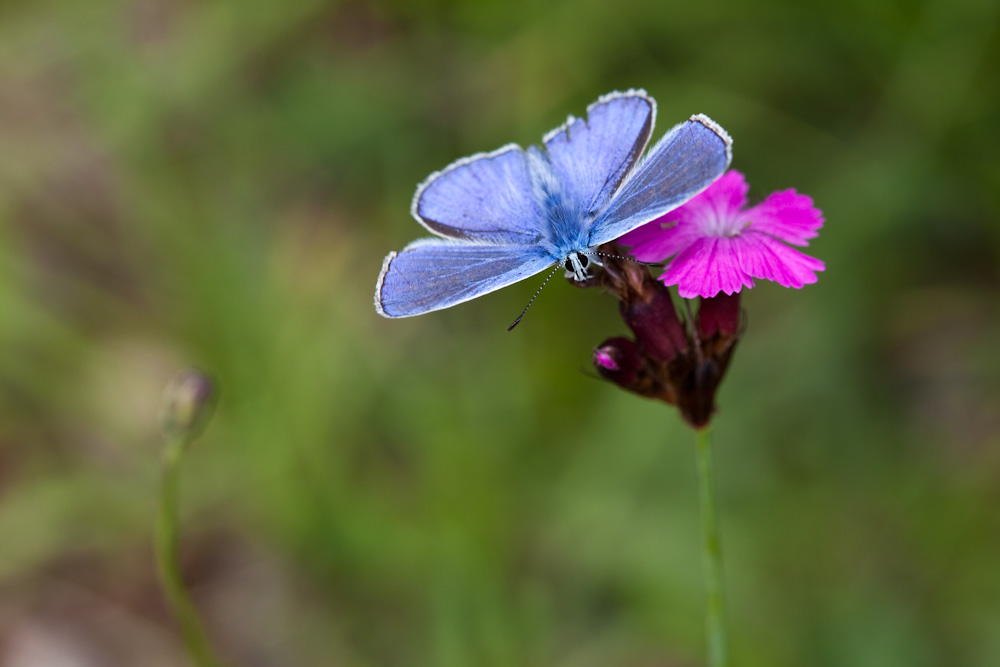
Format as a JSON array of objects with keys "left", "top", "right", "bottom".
[
  {"left": 544, "top": 89, "right": 655, "bottom": 216},
  {"left": 588, "top": 114, "right": 733, "bottom": 247},
  {"left": 375, "top": 240, "right": 555, "bottom": 318},
  {"left": 412, "top": 145, "right": 547, "bottom": 245}
]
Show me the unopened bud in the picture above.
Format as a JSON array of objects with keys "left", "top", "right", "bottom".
[
  {"left": 593, "top": 337, "right": 642, "bottom": 388},
  {"left": 697, "top": 293, "right": 740, "bottom": 339},
  {"left": 621, "top": 282, "right": 688, "bottom": 363},
  {"left": 160, "top": 369, "right": 215, "bottom": 439}
]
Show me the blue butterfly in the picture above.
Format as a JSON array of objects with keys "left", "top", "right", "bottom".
[{"left": 375, "top": 90, "right": 732, "bottom": 320}]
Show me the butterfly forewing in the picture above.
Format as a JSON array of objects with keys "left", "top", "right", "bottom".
[
  {"left": 544, "top": 90, "right": 655, "bottom": 218},
  {"left": 412, "top": 145, "right": 547, "bottom": 245},
  {"left": 588, "top": 114, "right": 732, "bottom": 247}
]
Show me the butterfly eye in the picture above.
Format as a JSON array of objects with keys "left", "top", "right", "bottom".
[{"left": 563, "top": 254, "right": 590, "bottom": 272}]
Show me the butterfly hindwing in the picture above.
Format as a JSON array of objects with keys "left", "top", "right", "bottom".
[{"left": 375, "top": 239, "right": 554, "bottom": 318}]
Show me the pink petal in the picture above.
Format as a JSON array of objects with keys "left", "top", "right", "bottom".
[
  {"left": 621, "top": 170, "right": 750, "bottom": 262},
  {"left": 686, "top": 169, "right": 750, "bottom": 222},
  {"left": 621, "top": 217, "right": 703, "bottom": 262},
  {"left": 658, "top": 237, "right": 755, "bottom": 298},
  {"left": 743, "top": 189, "right": 824, "bottom": 246},
  {"left": 736, "top": 231, "right": 825, "bottom": 288}
]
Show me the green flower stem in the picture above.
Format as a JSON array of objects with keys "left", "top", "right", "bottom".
[
  {"left": 156, "top": 433, "right": 224, "bottom": 667},
  {"left": 696, "top": 426, "right": 728, "bottom": 667}
]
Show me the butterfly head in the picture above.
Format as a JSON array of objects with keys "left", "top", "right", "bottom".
[{"left": 563, "top": 251, "right": 596, "bottom": 282}]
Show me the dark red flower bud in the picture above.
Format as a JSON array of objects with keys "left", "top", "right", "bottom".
[
  {"left": 593, "top": 337, "right": 642, "bottom": 388},
  {"left": 697, "top": 293, "right": 740, "bottom": 339},
  {"left": 621, "top": 282, "right": 688, "bottom": 363}
]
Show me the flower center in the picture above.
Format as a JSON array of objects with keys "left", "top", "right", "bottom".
[
  {"left": 701, "top": 206, "right": 750, "bottom": 238},
  {"left": 724, "top": 220, "right": 752, "bottom": 238}
]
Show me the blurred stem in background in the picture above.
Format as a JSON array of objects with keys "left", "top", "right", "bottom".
[
  {"left": 696, "top": 426, "right": 728, "bottom": 667},
  {"left": 156, "top": 370, "right": 224, "bottom": 667}
]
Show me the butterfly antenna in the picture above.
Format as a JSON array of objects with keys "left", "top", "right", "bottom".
[
  {"left": 507, "top": 263, "right": 562, "bottom": 332},
  {"left": 585, "top": 251, "right": 662, "bottom": 268}
]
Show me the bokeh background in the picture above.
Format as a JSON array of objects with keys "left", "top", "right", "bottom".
[{"left": 1, "top": 0, "right": 998, "bottom": 665}]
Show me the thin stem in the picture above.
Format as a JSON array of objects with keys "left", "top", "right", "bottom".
[
  {"left": 696, "top": 426, "right": 728, "bottom": 667},
  {"left": 156, "top": 434, "right": 224, "bottom": 667}
]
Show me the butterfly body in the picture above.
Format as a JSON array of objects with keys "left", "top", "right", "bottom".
[
  {"left": 523, "top": 146, "right": 593, "bottom": 270},
  {"left": 375, "top": 90, "right": 732, "bottom": 319}
]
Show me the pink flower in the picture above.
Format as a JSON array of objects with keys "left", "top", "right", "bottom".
[{"left": 619, "top": 170, "right": 825, "bottom": 298}]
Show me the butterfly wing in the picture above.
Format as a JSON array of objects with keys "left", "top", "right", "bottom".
[
  {"left": 588, "top": 114, "right": 732, "bottom": 247},
  {"left": 543, "top": 90, "right": 655, "bottom": 217},
  {"left": 412, "top": 144, "right": 547, "bottom": 245},
  {"left": 375, "top": 239, "right": 554, "bottom": 318},
  {"left": 379, "top": 95, "right": 726, "bottom": 319}
]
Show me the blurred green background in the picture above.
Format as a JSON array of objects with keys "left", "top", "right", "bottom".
[{"left": 1, "top": 0, "right": 998, "bottom": 665}]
